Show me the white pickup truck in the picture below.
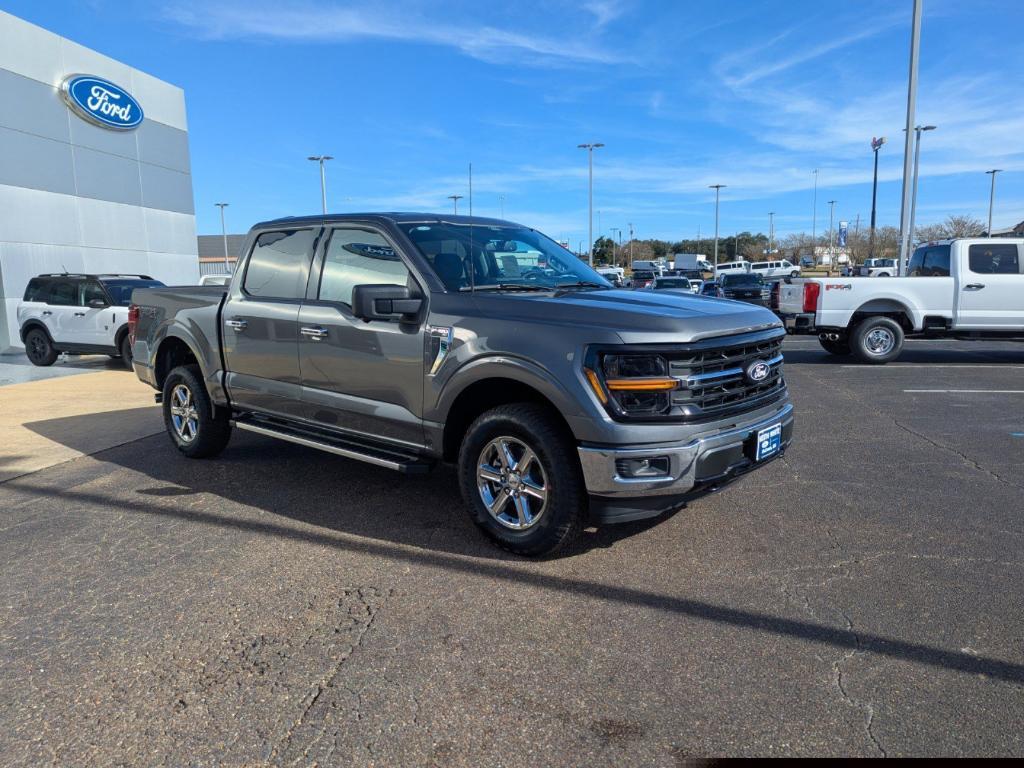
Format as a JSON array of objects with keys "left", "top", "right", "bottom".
[
  {"left": 779, "top": 238, "right": 1024, "bottom": 363},
  {"left": 856, "top": 258, "right": 898, "bottom": 277}
]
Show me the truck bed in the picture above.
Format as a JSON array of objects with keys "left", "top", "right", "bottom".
[{"left": 779, "top": 276, "right": 954, "bottom": 331}]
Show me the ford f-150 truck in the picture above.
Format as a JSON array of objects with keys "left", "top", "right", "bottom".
[
  {"left": 779, "top": 238, "right": 1024, "bottom": 363},
  {"left": 130, "top": 214, "right": 794, "bottom": 555}
]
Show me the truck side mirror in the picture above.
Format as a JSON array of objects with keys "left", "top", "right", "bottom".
[
  {"left": 352, "top": 284, "right": 422, "bottom": 322},
  {"left": 88, "top": 298, "right": 108, "bottom": 308}
]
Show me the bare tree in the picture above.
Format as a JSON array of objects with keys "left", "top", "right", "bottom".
[{"left": 914, "top": 214, "right": 986, "bottom": 242}]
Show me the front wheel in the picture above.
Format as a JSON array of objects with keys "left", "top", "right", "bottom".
[
  {"left": 790, "top": 270, "right": 800, "bottom": 278},
  {"left": 162, "top": 364, "right": 232, "bottom": 458},
  {"left": 24, "top": 328, "right": 57, "bottom": 367},
  {"left": 458, "top": 403, "right": 586, "bottom": 557},
  {"left": 850, "top": 317, "right": 904, "bottom": 364}
]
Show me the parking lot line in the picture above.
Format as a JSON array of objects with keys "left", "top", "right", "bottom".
[
  {"left": 903, "top": 389, "right": 1024, "bottom": 394},
  {"left": 843, "top": 364, "right": 1024, "bottom": 369}
]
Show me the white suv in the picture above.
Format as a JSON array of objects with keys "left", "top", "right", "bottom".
[
  {"left": 17, "top": 273, "right": 164, "bottom": 369},
  {"left": 751, "top": 259, "right": 801, "bottom": 278}
]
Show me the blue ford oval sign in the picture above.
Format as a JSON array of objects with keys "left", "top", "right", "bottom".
[{"left": 61, "top": 74, "right": 143, "bottom": 131}]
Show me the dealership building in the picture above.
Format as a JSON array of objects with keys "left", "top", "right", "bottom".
[{"left": 0, "top": 10, "right": 198, "bottom": 352}]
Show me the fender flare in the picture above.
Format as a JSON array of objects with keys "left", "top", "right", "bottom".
[
  {"left": 152, "top": 328, "right": 208, "bottom": 384},
  {"left": 19, "top": 320, "right": 53, "bottom": 344}
]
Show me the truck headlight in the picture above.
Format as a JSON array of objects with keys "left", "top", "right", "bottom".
[{"left": 588, "top": 354, "right": 676, "bottom": 416}]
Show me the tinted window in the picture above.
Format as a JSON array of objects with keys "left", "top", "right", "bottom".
[
  {"left": 319, "top": 229, "right": 410, "bottom": 305},
  {"left": 100, "top": 279, "right": 165, "bottom": 305},
  {"left": 722, "top": 273, "right": 762, "bottom": 287},
  {"left": 243, "top": 229, "right": 317, "bottom": 299},
  {"left": 654, "top": 278, "right": 690, "bottom": 288},
  {"left": 969, "top": 244, "right": 1020, "bottom": 274},
  {"left": 47, "top": 280, "right": 76, "bottom": 306},
  {"left": 908, "top": 247, "right": 926, "bottom": 276},
  {"left": 922, "top": 245, "right": 951, "bottom": 276},
  {"left": 751, "top": 263, "right": 768, "bottom": 270},
  {"left": 78, "top": 280, "right": 106, "bottom": 306},
  {"left": 23, "top": 278, "right": 50, "bottom": 302}
]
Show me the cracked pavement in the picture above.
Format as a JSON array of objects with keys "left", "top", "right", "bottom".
[{"left": 0, "top": 337, "right": 1022, "bottom": 762}]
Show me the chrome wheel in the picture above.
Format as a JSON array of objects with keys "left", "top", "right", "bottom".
[
  {"left": 477, "top": 436, "right": 548, "bottom": 531},
  {"left": 865, "top": 327, "right": 896, "bottom": 356},
  {"left": 169, "top": 384, "right": 199, "bottom": 443}
]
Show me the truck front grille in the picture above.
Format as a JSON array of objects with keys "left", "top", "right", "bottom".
[{"left": 667, "top": 332, "right": 785, "bottom": 421}]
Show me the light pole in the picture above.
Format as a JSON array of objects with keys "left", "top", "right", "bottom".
[
  {"left": 897, "top": 0, "right": 923, "bottom": 275},
  {"left": 214, "top": 202, "right": 230, "bottom": 272},
  {"left": 577, "top": 143, "right": 605, "bottom": 266},
  {"left": 307, "top": 155, "right": 333, "bottom": 215},
  {"left": 709, "top": 184, "right": 726, "bottom": 268},
  {"left": 498, "top": 195, "right": 505, "bottom": 219},
  {"left": 908, "top": 125, "right": 936, "bottom": 250},
  {"left": 768, "top": 212, "right": 775, "bottom": 255},
  {"left": 986, "top": 170, "right": 1003, "bottom": 236},
  {"left": 811, "top": 169, "right": 818, "bottom": 248},
  {"left": 628, "top": 222, "right": 634, "bottom": 263},
  {"left": 828, "top": 200, "right": 837, "bottom": 267},
  {"left": 869, "top": 137, "right": 886, "bottom": 258},
  {"left": 610, "top": 227, "right": 621, "bottom": 267},
  {"left": 447, "top": 194, "right": 464, "bottom": 214}
]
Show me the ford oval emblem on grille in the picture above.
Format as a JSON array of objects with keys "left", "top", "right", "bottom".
[{"left": 745, "top": 360, "right": 771, "bottom": 383}]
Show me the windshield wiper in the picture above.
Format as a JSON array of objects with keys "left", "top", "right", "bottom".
[
  {"left": 553, "top": 280, "right": 611, "bottom": 291},
  {"left": 459, "top": 283, "right": 553, "bottom": 292}
]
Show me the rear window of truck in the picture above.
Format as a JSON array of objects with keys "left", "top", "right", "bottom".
[{"left": 969, "top": 244, "right": 1020, "bottom": 274}]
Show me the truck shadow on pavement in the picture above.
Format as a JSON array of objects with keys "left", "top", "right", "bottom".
[
  {"left": 781, "top": 345, "right": 1024, "bottom": 366},
  {"left": 20, "top": 414, "right": 676, "bottom": 560},
  {"left": 6, "top": 427, "right": 1024, "bottom": 687}
]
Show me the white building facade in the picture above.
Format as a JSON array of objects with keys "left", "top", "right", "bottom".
[{"left": 0, "top": 11, "right": 198, "bottom": 352}]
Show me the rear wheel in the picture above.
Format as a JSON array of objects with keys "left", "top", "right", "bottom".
[
  {"left": 850, "top": 316, "right": 904, "bottom": 364},
  {"left": 119, "top": 334, "right": 133, "bottom": 370},
  {"left": 161, "top": 364, "right": 232, "bottom": 458},
  {"left": 819, "top": 337, "right": 852, "bottom": 356},
  {"left": 790, "top": 270, "right": 800, "bottom": 278},
  {"left": 24, "top": 328, "right": 57, "bottom": 367},
  {"left": 458, "top": 403, "right": 585, "bottom": 557}
]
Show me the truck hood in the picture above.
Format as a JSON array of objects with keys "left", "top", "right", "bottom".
[{"left": 470, "top": 288, "right": 782, "bottom": 344}]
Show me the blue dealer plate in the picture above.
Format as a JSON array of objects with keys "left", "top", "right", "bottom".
[{"left": 755, "top": 423, "right": 783, "bottom": 462}]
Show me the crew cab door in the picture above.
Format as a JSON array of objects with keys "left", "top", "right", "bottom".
[
  {"left": 955, "top": 242, "right": 1024, "bottom": 329},
  {"left": 221, "top": 227, "right": 320, "bottom": 418},
  {"left": 296, "top": 225, "right": 425, "bottom": 446},
  {"left": 74, "top": 279, "right": 116, "bottom": 347}
]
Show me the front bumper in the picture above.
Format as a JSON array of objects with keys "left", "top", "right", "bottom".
[{"left": 578, "top": 401, "right": 794, "bottom": 523}]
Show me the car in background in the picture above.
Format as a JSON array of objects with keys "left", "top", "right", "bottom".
[
  {"left": 631, "top": 269, "right": 657, "bottom": 288},
  {"left": 18, "top": 273, "right": 165, "bottom": 368},
  {"left": 699, "top": 280, "right": 721, "bottom": 297},
  {"left": 647, "top": 276, "right": 692, "bottom": 294},
  {"left": 595, "top": 266, "right": 624, "bottom": 287},
  {"left": 718, "top": 273, "right": 770, "bottom": 306},
  {"left": 751, "top": 259, "right": 801, "bottom": 279},
  {"left": 714, "top": 260, "right": 751, "bottom": 277},
  {"left": 199, "top": 274, "right": 232, "bottom": 286},
  {"left": 799, "top": 255, "right": 815, "bottom": 268},
  {"left": 856, "top": 258, "right": 897, "bottom": 277}
]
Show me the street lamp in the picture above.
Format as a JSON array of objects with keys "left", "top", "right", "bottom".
[
  {"left": 628, "top": 222, "right": 634, "bottom": 263},
  {"left": 709, "top": 184, "right": 726, "bottom": 268},
  {"left": 986, "top": 170, "right": 1003, "bottom": 236},
  {"left": 828, "top": 200, "right": 837, "bottom": 266},
  {"left": 610, "top": 227, "right": 621, "bottom": 267},
  {"left": 811, "top": 169, "right": 818, "bottom": 247},
  {"left": 897, "top": 0, "right": 923, "bottom": 274},
  {"left": 214, "top": 202, "right": 230, "bottom": 272},
  {"left": 908, "top": 125, "right": 936, "bottom": 251},
  {"left": 307, "top": 156, "right": 333, "bottom": 215},
  {"left": 447, "top": 194, "right": 464, "bottom": 214},
  {"left": 768, "top": 212, "right": 775, "bottom": 255},
  {"left": 498, "top": 195, "right": 505, "bottom": 219},
  {"left": 577, "top": 142, "right": 605, "bottom": 266},
  {"left": 869, "top": 137, "right": 886, "bottom": 258}
]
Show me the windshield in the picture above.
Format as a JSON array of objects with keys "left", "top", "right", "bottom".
[
  {"left": 722, "top": 273, "right": 762, "bottom": 287},
  {"left": 399, "top": 222, "right": 610, "bottom": 291},
  {"left": 100, "top": 278, "right": 165, "bottom": 305},
  {"left": 654, "top": 278, "right": 690, "bottom": 289}
]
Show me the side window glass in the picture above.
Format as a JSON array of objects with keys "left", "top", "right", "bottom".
[
  {"left": 79, "top": 281, "right": 106, "bottom": 306},
  {"left": 243, "top": 229, "right": 317, "bottom": 299},
  {"left": 969, "top": 244, "right": 1020, "bottom": 275},
  {"left": 48, "top": 280, "right": 76, "bottom": 306},
  {"left": 319, "top": 229, "right": 409, "bottom": 306},
  {"left": 908, "top": 247, "right": 926, "bottom": 276},
  {"left": 24, "top": 279, "right": 47, "bottom": 302},
  {"left": 922, "top": 245, "right": 950, "bottom": 277}
]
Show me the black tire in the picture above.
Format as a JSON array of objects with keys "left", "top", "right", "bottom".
[
  {"left": 458, "top": 403, "right": 586, "bottom": 557},
  {"left": 819, "top": 337, "right": 852, "bottom": 356},
  {"left": 161, "top": 364, "right": 232, "bottom": 458},
  {"left": 119, "top": 334, "right": 134, "bottom": 370},
  {"left": 24, "top": 328, "right": 57, "bottom": 367},
  {"left": 790, "top": 270, "right": 800, "bottom": 278},
  {"left": 850, "top": 316, "right": 904, "bottom": 365},
  {"left": 876, "top": 272, "right": 890, "bottom": 278}
]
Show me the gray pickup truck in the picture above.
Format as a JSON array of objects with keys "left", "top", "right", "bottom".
[{"left": 130, "top": 213, "right": 794, "bottom": 555}]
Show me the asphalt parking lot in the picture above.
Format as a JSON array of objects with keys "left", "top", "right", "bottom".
[{"left": 1, "top": 337, "right": 1022, "bottom": 762}]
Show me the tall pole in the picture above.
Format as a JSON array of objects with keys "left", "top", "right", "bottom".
[
  {"left": 611, "top": 227, "right": 621, "bottom": 267},
  {"left": 811, "top": 169, "right": 818, "bottom": 247},
  {"left": 499, "top": 195, "right": 505, "bottom": 219},
  {"left": 828, "top": 200, "right": 837, "bottom": 261},
  {"left": 909, "top": 125, "right": 936, "bottom": 250},
  {"left": 768, "top": 212, "right": 775, "bottom": 255},
  {"left": 307, "top": 155, "right": 333, "bottom": 215},
  {"left": 447, "top": 194, "right": 464, "bottom": 214},
  {"left": 709, "top": 185, "right": 725, "bottom": 268},
  {"left": 215, "top": 203, "right": 230, "bottom": 272},
  {"left": 869, "top": 137, "right": 886, "bottom": 258},
  {"left": 897, "top": 0, "right": 923, "bottom": 275},
  {"left": 628, "top": 222, "right": 634, "bottom": 263},
  {"left": 986, "top": 170, "right": 1002, "bottom": 236},
  {"left": 468, "top": 162, "right": 473, "bottom": 216},
  {"left": 577, "top": 143, "right": 605, "bottom": 266}
]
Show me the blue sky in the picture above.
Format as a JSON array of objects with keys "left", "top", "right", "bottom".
[{"left": 8, "top": 0, "right": 1024, "bottom": 243}]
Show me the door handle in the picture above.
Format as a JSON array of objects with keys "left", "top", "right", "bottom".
[
  {"left": 964, "top": 283, "right": 985, "bottom": 291},
  {"left": 300, "top": 326, "right": 328, "bottom": 341},
  {"left": 225, "top": 318, "right": 248, "bottom": 331},
  {"left": 42, "top": 310, "right": 52, "bottom": 316},
  {"left": 74, "top": 312, "right": 86, "bottom": 317}
]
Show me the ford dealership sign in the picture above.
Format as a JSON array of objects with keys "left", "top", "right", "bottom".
[{"left": 61, "top": 75, "right": 143, "bottom": 130}]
